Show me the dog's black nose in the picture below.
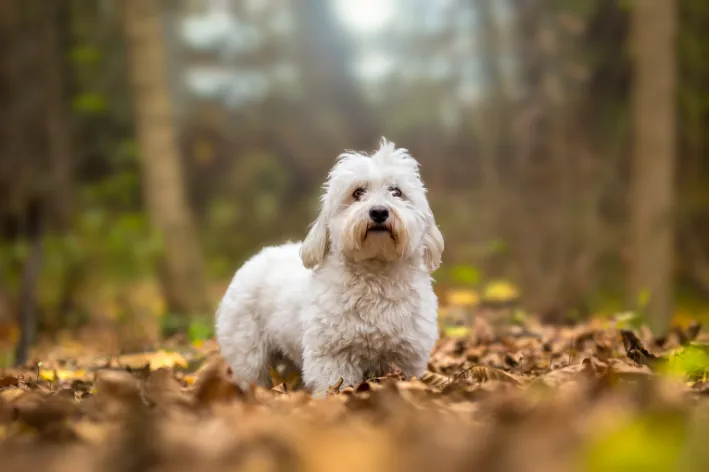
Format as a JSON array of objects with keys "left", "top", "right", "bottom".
[{"left": 369, "top": 206, "right": 389, "bottom": 224}]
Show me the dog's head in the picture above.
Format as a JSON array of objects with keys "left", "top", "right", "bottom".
[{"left": 300, "top": 138, "right": 443, "bottom": 272}]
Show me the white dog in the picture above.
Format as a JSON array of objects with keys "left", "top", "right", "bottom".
[{"left": 215, "top": 139, "right": 444, "bottom": 393}]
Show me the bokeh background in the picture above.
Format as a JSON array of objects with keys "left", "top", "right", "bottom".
[{"left": 0, "top": 0, "right": 705, "bottom": 363}]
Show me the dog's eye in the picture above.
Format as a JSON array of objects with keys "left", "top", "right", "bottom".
[
  {"left": 352, "top": 188, "right": 366, "bottom": 200},
  {"left": 391, "top": 187, "right": 402, "bottom": 198}
]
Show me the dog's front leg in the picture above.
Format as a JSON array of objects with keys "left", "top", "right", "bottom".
[
  {"left": 302, "top": 353, "right": 363, "bottom": 396},
  {"left": 395, "top": 352, "right": 429, "bottom": 381}
]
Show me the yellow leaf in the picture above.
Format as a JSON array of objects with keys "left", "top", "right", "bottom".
[
  {"left": 148, "top": 350, "right": 188, "bottom": 370},
  {"left": 482, "top": 280, "right": 519, "bottom": 303},
  {"left": 39, "top": 369, "right": 88, "bottom": 382},
  {"left": 446, "top": 289, "right": 480, "bottom": 307},
  {"left": 118, "top": 350, "right": 188, "bottom": 370},
  {"left": 443, "top": 326, "right": 471, "bottom": 338}
]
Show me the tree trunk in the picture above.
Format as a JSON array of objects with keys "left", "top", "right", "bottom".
[
  {"left": 629, "top": 0, "right": 677, "bottom": 335},
  {"left": 475, "top": 0, "right": 506, "bottom": 278},
  {"left": 15, "top": 200, "right": 43, "bottom": 366},
  {"left": 44, "top": 0, "right": 73, "bottom": 229},
  {"left": 121, "top": 0, "right": 210, "bottom": 319}
]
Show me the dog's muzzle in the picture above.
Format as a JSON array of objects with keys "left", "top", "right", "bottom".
[{"left": 366, "top": 224, "right": 390, "bottom": 234}]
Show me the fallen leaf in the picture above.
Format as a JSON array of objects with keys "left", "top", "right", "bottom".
[
  {"left": 420, "top": 370, "right": 451, "bottom": 389},
  {"left": 326, "top": 378, "right": 344, "bottom": 396},
  {"left": 466, "top": 365, "right": 524, "bottom": 385},
  {"left": 117, "top": 350, "right": 188, "bottom": 371},
  {"left": 0, "top": 375, "right": 19, "bottom": 388},
  {"left": 13, "top": 393, "right": 77, "bottom": 430},
  {"left": 39, "top": 369, "right": 89, "bottom": 382},
  {"left": 193, "top": 356, "right": 245, "bottom": 406},
  {"left": 94, "top": 370, "right": 141, "bottom": 402},
  {"left": 446, "top": 289, "right": 480, "bottom": 307},
  {"left": 143, "top": 368, "right": 190, "bottom": 408}
]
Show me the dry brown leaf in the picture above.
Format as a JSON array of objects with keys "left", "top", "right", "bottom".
[
  {"left": 13, "top": 393, "right": 77, "bottom": 430},
  {"left": 94, "top": 370, "right": 142, "bottom": 402},
  {"left": 532, "top": 359, "right": 603, "bottom": 388},
  {"left": 326, "top": 378, "right": 344, "bottom": 396},
  {"left": 1, "top": 312, "right": 707, "bottom": 472},
  {"left": 193, "top": 357, "right": 245, "bottom": 406},
  {"left": 143, "top": 368, "right": 191, "bottom": 408},
  {"left": 0, "top": 387, "right": 27, "bottom": 402},
  {"left": 72, "top": 420, "right": 113, "bottom": 444},
  {"left": 420, "top": 370, "right": 451, "bottom": 389},
  {"left": 466, "top": 365, "right": 524, "bottom": 385},
  {"left": 0, "top": 375, "right": 20, "bottom": 388}
]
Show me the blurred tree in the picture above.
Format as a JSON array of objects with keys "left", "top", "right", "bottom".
[
  {"left": 0, "top": 0, "right": 75, "bottom": 363},
  {"left": 14, "top": 200, "right": 43, "bottom": 365},
  {"left": 629, "top": 0, "right": 677, "bottom": 334},
  {"left": 290, "top": 0, "right": 379, "bottom": 175},
  {"left": 677, "top": 0, "right": 709, "bottom": 301},
  {"left": 475, "top": 0, "right": 508, "bottom": 278},
  {"left": 121, "top": 0, "right": 210, "bottom": 320}
]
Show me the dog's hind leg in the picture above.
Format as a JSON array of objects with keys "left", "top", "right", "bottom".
[
  {"left": 231, "top": 343, "right": 272, "bottom": 389},
  {"left": 216, "top": 306, "right": 272, "bottom": 389}
]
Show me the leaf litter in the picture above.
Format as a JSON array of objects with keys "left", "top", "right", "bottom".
[{"left": 2, "top": 316, "right": 709, "bottom": 471}]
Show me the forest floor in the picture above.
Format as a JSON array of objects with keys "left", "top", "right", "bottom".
[{"left": 1, "top": 311, "right": 709, "bottom": 472}]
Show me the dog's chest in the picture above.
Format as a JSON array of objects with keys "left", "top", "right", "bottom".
[{"left": 324, "top": 277, "right": 424, "bottom": 357}]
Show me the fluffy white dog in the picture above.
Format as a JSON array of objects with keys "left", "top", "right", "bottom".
[{"left": 215, "top": 139, "right": 444, "bottom": 393}]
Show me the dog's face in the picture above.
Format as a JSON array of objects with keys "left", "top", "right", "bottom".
[{"left": 300, "top": 139, "right": 444, "bottom": 272}]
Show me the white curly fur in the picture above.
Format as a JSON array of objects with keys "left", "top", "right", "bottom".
[{"left": 215, "top": 138, "right": 444, "bottom": 393}]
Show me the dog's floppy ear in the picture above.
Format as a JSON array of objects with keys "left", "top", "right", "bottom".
[
  {"left": 422, "top": 219, "right": 444, "bottom": 273},
  {"left": 300, "top": 211, "right": 329, "bottom": 269}
]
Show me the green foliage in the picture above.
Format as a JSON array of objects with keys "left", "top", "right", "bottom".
[
  {"left": 69, "top": 45, "right": 102, "bottom": 64},
  {"left": 510, "top": 309, "right": 527, "bottom": 326},
  {"left": 72, "top": 92, "right": 107, "bottom": 115},
  {"left": 0, "top": 240, "right": 28, "bottom": 293},
  {"left": 202, "top": 149, "right": 294, "bottom": 276},
  {"left": 614, "top": 311, "right": 644, "bottom": 331},
  {"left": 160, "top": 314, "right": 187, "bottom": 338},
  {"left": 449, "top": 264, "right": 482, "bottom": 286},
  {"left": 231, "top": 150, "right": 290, "bottom": 199},
  {"left": 582, "top": 410, "right": 690, "bottom": 472},
  {"left": 187, "top": 317, "right": 214, "bottom": 343},
  {"left": 664, "top": 343, "right": 709, "bottom": 381},
  {"left": 553, "top": 0, "right": 598, "bottom": 19},
  {"left": 70, "top": 169, "right": 161, "bottom": 280},
  {"left": 160, "top": 314, "right": 213, "bottom": 340},
  {"left": 115, "top": 139, "right": 141, "bottom": 165},
  {"left": 617, "top": 0, "right": 634, "bottom": 12},
  {"left": 484, "top": 238, "right": 508, "bottom": 256},
  {"left": 636, "top": 289, "right": 651, "bottom": 311}
]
